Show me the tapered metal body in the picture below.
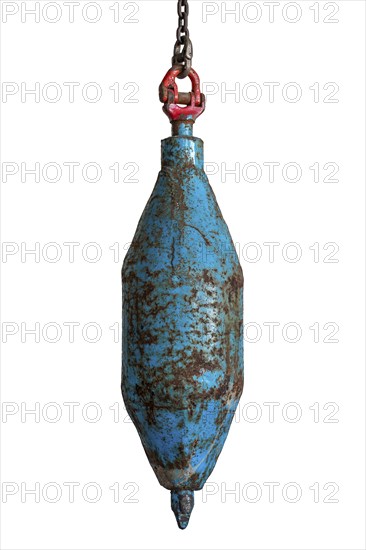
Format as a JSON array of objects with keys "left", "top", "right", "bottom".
[{"left": 122, "top": 121, "right": 243, "bottom": 528}]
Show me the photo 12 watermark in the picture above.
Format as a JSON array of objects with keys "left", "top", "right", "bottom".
[
  {"left": 1, "top": 1, "right": 140, "bottom": 24},
  {"left": 0, "top": 320, "right": 340, "bottom": 344},
  {"left": 1, "top": 481, "right": 140, "bottom": 503},
  {"left": 201, "top": 480, "right": 340, "bottom": 504},
  {"left": 1, "top": 241, "right": 340, "bottom": 264},
  {"left": 0, "top": 400, "right": 340, "bottom": 424},
  {"left": 201, "top": 1, "right": 340, "bottom": 24}
]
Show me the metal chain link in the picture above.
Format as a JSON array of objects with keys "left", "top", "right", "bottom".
[
  {"left": 176, "top": 0, "right": 189, "bottom": 44},
  {"left": 172, "top": 0, "right": 193, "bottom": 79}
]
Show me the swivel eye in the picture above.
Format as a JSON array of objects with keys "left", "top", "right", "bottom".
[{"left": 159, "top": 65, "right": 205, "bottom": 123}]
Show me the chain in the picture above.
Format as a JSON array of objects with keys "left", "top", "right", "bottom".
[
  {"left": 176, "top": 0, "right": 189, "bottom": 45},
  {"left": 172, "top": 0, "right": 193, "bottom": 79}
]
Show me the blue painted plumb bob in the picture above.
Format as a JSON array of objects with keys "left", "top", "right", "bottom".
[{"left": 122, "top": 67, "right": 243, "bottom": 529}]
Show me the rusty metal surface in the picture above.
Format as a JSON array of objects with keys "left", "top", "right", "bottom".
[{"left": 121, "top": 121, "right": 243, "bottom": 528}]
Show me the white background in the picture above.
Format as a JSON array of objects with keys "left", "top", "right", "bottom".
[{"left": 1, "top": 1, "right": 365, "bottom": 549}]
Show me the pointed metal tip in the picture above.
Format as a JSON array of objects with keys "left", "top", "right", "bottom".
[
  {"left": 171, "top": 490, "right": 194, "bottom": 530},
  {"left": 177, "top": 519, "right": 189, "bottom": 530}
]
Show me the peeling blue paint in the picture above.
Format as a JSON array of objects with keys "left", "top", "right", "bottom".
[{"left": 122, "top": 120, "right": 244, "bottom": 529}]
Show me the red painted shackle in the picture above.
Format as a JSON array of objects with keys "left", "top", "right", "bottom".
[{"left": 159, "top": 65, "right": 205, "bottom": 122}]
